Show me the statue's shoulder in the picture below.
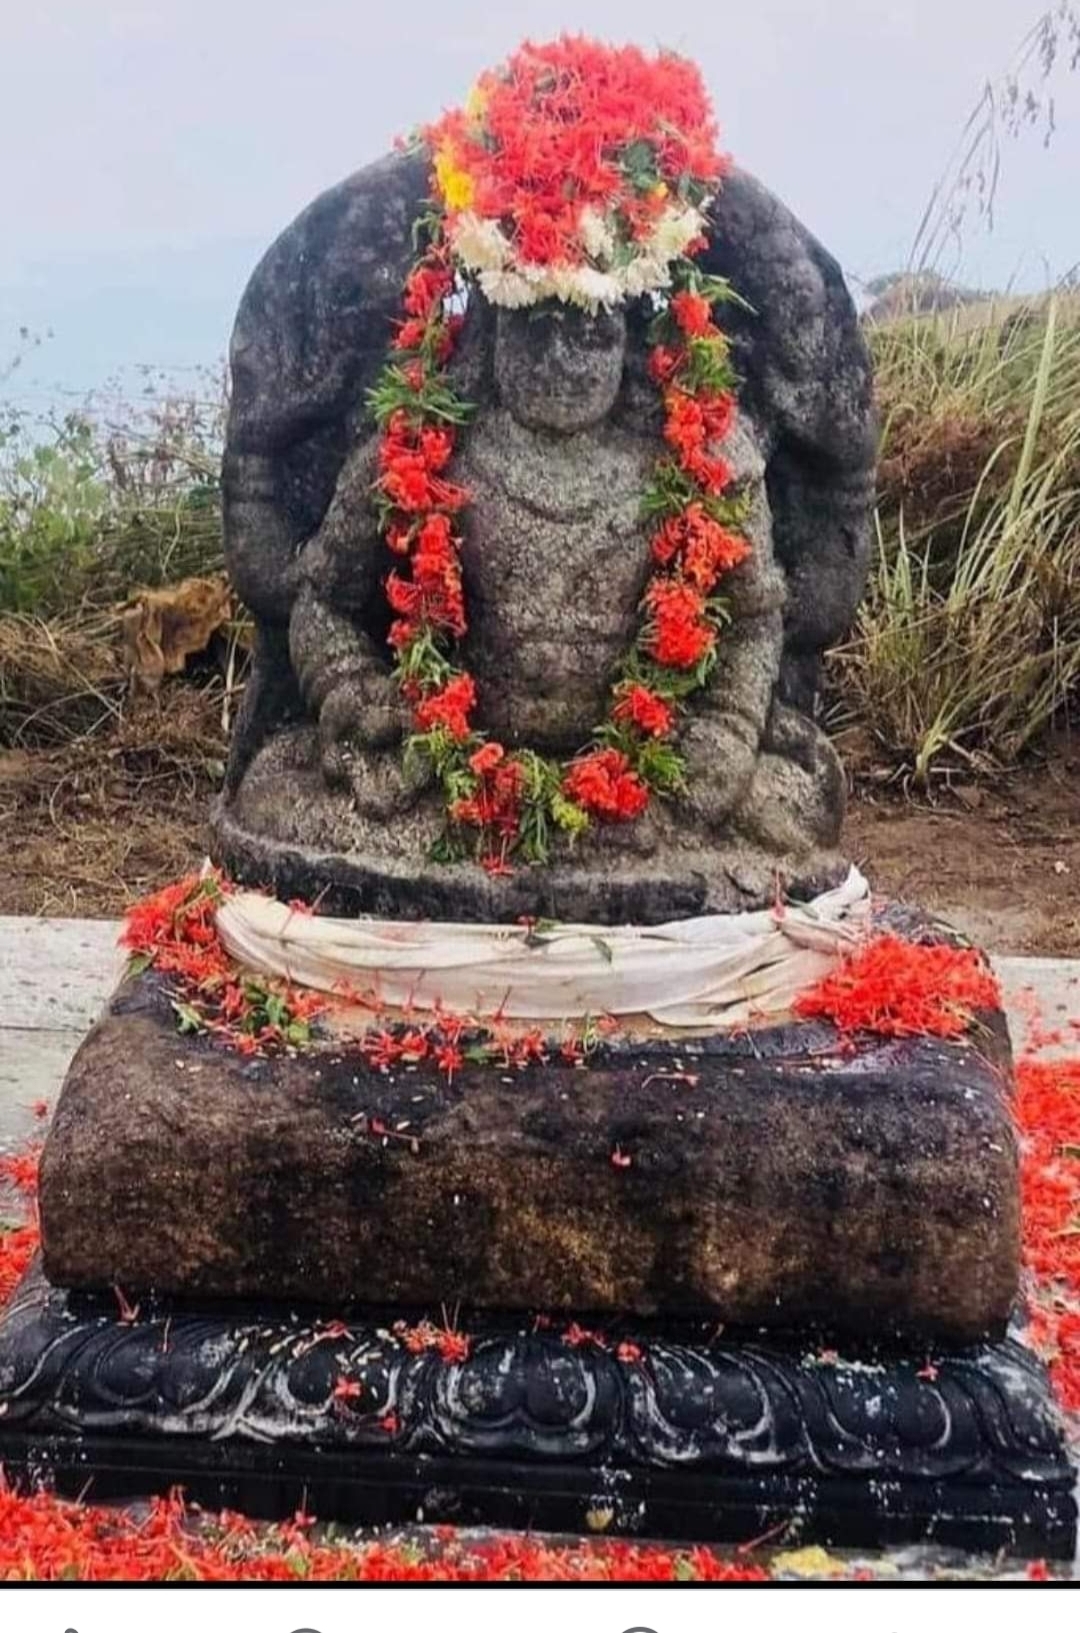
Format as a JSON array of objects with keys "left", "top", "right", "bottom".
[
  {"left": 705, "top": 168, "right": 875, "bottom": 465},
  {"left": 227, "top": 150, "right": 427, "bottom": 452}
]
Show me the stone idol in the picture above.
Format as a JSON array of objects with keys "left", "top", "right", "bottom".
[{"left": 0, "top": 39, "right": 1073, "bottom": 1563}]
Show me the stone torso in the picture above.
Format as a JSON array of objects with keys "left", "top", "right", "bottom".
[{"left": 454, "top": 407, "right": 654, "bottom": 753}]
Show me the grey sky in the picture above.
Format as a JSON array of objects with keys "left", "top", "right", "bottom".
[{"left": 3, "top": 1, "right": 1077, "bottom": 400}]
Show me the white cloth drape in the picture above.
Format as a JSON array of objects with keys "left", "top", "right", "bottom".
[{"left": 215, "top": 867, "right": 870, "bottom": 1029}]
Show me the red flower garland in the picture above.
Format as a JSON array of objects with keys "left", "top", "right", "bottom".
[{"left": 368, "top": 41, "right": 752, "bottom": 871}]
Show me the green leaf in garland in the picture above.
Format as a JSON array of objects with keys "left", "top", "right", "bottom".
[{"left": 172, "top": 1000, "right": 205, "bottom": 1036}]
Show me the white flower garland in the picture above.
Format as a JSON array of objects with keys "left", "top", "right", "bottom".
[{"left": 448, "top": 201, "right": 710, "bottom": 312}]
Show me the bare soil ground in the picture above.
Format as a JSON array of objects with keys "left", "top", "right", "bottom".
[
  {"left": 3, "top": 695, "right": 1078, "bottom": 955},
  {"left": 843, "top": 733, "right": 1080, "bottom": 956}
]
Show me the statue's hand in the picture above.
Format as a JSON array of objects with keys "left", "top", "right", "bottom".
[
  {"left": 318, "top": 675, "right": 414, "bottom": 798},
  {"left": 678, "top": 716, "right": 758, "bottom": 831},
  {"left": 347, "top": 751, "right": 434, "bottom": 820},
  {"left": 319, "top": 673, "right": 405, "bottom": 756},
  {"left": 317, "top": 678, "right": 434, "bottom": 817}
]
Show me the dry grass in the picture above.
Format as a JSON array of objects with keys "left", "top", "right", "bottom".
[
  {"left": 0, "top": 684, "right": 226, "bottom": 915},
  {"left": 0, "top": 610, "right": 125, "bottom": 746},
  {"left": 832, "top": 296, "right": 1080, "bottom": 782}
]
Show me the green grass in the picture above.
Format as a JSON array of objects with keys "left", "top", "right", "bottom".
[
  {"left": 832, "top": 294, "right": 1080, "bottom": 780},
  {"left": 0, "top": 391, "right": 224, "bottom": 618},
  {"left": 0, "top": 381, "right": 228, "bottom": 744}
]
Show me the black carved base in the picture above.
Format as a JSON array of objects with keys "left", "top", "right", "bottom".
[{"left": 0, "top": 1262, "right": 1074, "bottom": 1560}]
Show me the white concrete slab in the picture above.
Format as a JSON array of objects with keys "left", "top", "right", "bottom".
[
  {"left": 996, "top": 956, "right": 1080, "bottom": 1061},
  {"left": 0, "top": 915, "right": 123, "bottom": 1032},
  {"left": 0, "top": 916, "right": 124, "bottom": 1150},
  {"left": 0, "top": 1029, "right": 80, "bottom": 1153}
]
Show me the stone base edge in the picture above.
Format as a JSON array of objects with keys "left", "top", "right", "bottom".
[{"left": 0, "top": 1262, "right": 1074, "bottom": 1559}]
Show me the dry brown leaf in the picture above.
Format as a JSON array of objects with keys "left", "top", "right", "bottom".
[{"left": 121, "top": 576, "right": 231, "bottom": 694}]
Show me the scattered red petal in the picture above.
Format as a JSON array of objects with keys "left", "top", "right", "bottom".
[{"left": 795, "top": 935, "right": 1000, "bottom": 1039}]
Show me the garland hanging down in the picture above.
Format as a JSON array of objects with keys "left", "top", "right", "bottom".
[{"left": 369, "top": 38, "right": 752, "bottom": 872}]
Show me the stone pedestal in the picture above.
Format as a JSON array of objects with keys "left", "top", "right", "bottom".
[
  {"left": 39, "top": 973, "right": 1019, "bottom": 1344},
  {"left": 0, "top": 1260, "right": 1073, "bottom": 1558},
  {"left": 1, "top": 930, "right": 1073, "bottom": 1561}
]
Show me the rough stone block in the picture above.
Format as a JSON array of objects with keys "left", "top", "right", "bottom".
[{"left": 38, "top": 974, "right": 1019, "bottom": 1344}]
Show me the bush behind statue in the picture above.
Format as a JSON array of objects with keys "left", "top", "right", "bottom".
[
  {"left": 2, "top": 307, "right": 1080, "bottom": 779},
  {"left": 0, "top": 367, "right": 228, "bottom": 746},
  {"left": 833, "top": 292, "right": 1080, "bottom": 781}
]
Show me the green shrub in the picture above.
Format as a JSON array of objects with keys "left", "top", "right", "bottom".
[
  {"left": 832, "top": 296, "right": 1080, "bottom": 780},
  {"left": 0, "top": 380, "right": 225, "bottom": 618}
]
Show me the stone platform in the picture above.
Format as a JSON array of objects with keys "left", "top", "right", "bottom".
[
  {"left": 38, "top": 971, "right": 1019, "bottom": 1344},
  {"left": 0, "top": 1259, "right": 1073, "bottom": 1559},
  {"left": 3, "top": 913, "right": 1074, "bottom": 1563}
]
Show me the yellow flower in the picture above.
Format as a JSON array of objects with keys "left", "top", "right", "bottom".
[
  {"left": 434, "top": 145, "right": 475, "bottom": 211},
  {"left": 465, "top": 79, "right": 489, "bottom": 122},
  {"left": 651, "top": 181, "right": 669, "bottom": 200}
]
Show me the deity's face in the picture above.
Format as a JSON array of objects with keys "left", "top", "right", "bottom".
[{"left": 494, "top": 302, "right": 627, "bottom": 433}]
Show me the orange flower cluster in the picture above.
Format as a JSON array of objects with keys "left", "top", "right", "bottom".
[
  {"left": 379, "top": 426, "right": 468, "bottom": 652},
  {"left": 0, "top": 1148, "right": 39, "bottom": 1307},
  {"left": 120, "top": 873, "right": 324, "bottom": 1054},
  {"left": 424, "top": 38, "right": 722, "bottom": 265},
  {"left": 379, "top": 418, "right": 463, "bottom": 515},
  {"left": 414, "top": 673, "right": 476, "bottom": 739},
  {"left": 793, "top": 934, "right": 1002, "bottom": 1038},
  {"left": 392, "top": 1318, "right": 471, "bottom": 1365},
  {"left": 669, "top": 288, "right": 715, "bottom": 337},
  {"left": 643, "top": 579, "right": 714, "bottom": 670},
  {"left": 612, "top": 683, "right": 674, "bottom": 737},
  {"left": 651, "top": 502, "right": 749, "bottom": 590},
  {"left": 563, "top": 747, "right": 649, "bottom": 820},
  {"left": 448, "top": 748, "right": 526, "bottom": 859},
  {"left": 402, "top": 260, "right": 454, "bottom": 320},
  {"left": 663, "top": 386, "right": 735, "bottom": 494},
  {"left": 358, "top": 1013, "right": 550, "bottom": 1078},
  {"left": 0, "top": 1475, "right": 772, "bottom": 1579}
]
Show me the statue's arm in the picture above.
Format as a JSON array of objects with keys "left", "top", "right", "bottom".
[
  {"left": 703, "top": 170, "right": 877, "bottom": 712},
  {"left": 288, "top": 438, "right": 406, "bottom": 773},
  {"left": 679, "top": 490, "right": 786, "bottom": 827}
]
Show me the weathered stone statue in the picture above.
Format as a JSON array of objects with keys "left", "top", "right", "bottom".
[{"left": 212, "top": 148, "right": 876, "bottom": 920}]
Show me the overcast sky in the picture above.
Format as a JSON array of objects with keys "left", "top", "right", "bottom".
[{"left": 3, "top": 1, "right": 1078, "bottom": 402}]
